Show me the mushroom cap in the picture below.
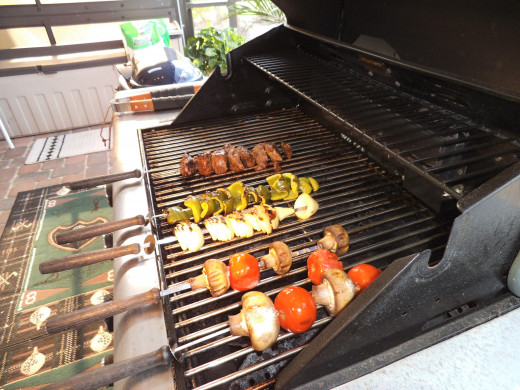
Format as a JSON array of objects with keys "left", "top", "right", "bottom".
[
  {"left": 241, "top": 291, "right": 280, "bottom": 351},
  {"left": 203, "top": 259, "right": 230, "bottom": 297},
  {"left": 269, "top": 241, "right": 293, "bottom": 274},
  {"left": 323, "top": 225, "right": 350, "bottom": 255},
  {"left": 317, "top": 269, "right": 355, "bottom": 316}
]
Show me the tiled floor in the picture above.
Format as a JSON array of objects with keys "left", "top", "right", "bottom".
[{"left": 0, "top": 130, "right": 114, "bottom": 237}]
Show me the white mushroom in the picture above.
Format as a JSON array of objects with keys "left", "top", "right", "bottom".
[
  {"left": 312, "top": 269, "right": 356, "bottom": 316},
  {"left": 228, "top": 291, "right": 280, "bottom": 351},
  {"left": 189, "top": 259, "right": 230, "bottom": 297},
  {"left": 318, "top": 225, "right": 350, "bottom": 255},
  {"left": 259, "top": 241, "right": 293, "bottom": 275}
]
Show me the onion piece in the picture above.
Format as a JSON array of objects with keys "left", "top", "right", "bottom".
[
  {"left": 294, "top": 194, "right": 319, "bottom": 220},
  {"left": 274, "top": 206, "right": 295, "bottom": 221},
  {"left": 227, "top": 212, "right": 254, "bottom": 238},
  {"left": 174, "top": 221, "right": 204, "bottom": 252},
  {"left": 204, "top": 215, "right": 235, "bottom": 242}
]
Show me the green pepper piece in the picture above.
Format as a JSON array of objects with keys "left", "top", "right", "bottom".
[
  {"left": 298, "top": 178, "right": 313, "bottom": 195},
  {"left": 255, "top": 185, "right": 271, "bottom": 204},
  {"left": 299, "top": 177, "right": 311, "bottom": 186},
  {"left": 214, "top": 189, "right": 228, "bottom": 201},
  {"left": 166, "top": 206, "right": 190, "bottom": 225},
  {"left": 223, "top": 196, "right": 235, "bottom": 214},
  {"left": 234, "top": 194, "right": 248, "bottom": 211},
  {"left": 166, "top": 206, "right": 192, "bottom": 224},
  {"left": 228, "top": 181, "right": 245, "bottom": 199},
  {"left": 210, "top": 188, "right": 229, "bottom": 215},
  {"left": 200, "top": 197, "right": 217, "bottom": 219},
  {"left": 245, "top": 187, "right": 258, "bottom": 204},
  {"left": 282, "top": 173, "right": 299, "bottom": 200},
  {"left": 266, "top": 173, "right": 282, "bottom": 188},
  {"left": 308, "top": 177, "right": 319, "bottom": 192},
  {"left": 184, "top": 196, "right": 202, "bottom": 223},
  {"left": 210, "top": 189, "right": 227, "bottom": 215},
  {"left": 270, "top": 177, "right": 290, "bottom": 200}
]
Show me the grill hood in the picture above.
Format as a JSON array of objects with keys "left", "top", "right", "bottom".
[{"left": 274, "top": 0, "right": 520, "bottom": 95}]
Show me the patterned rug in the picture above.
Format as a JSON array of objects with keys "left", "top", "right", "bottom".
[
  {"left": 25, "top": 129, "right": 112, "bottom": 165},
  {"left": 0, "top": 185, "right": 114, "bottom": 389}
]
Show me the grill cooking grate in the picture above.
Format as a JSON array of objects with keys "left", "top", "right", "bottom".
[
  {"left": 139, "top": 108, "right": 450, "bottom": 389},
  {"left": 245, "top": 50, "right": 520, "bottom": 199}
]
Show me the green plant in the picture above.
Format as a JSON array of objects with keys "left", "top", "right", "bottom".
[
  {"left": 228, "top": 0, "right": 285, "bottom": 24},
  {"left": 184, "top": 26, "right": 245, "bottom": 74}
]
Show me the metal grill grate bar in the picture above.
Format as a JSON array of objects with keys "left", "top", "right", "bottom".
[{"left": 246, "top": 51, "right": 520, "bottom": 197}]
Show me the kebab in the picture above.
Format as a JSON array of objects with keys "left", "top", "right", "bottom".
[
  {"left": 229, "top": 263, "right": 380, "bottom": 352},
  {"left": 166, "top": 174, "right": 319, "bottom": 226},
  {"left": 172, "top": 225, "right": 350, "bottom": 298},
  {"left": 180, "top": 141, "right": 293, "bottom": 177},
  {"left": 169, "top": 174, "right": 320, "bottom": 252}
]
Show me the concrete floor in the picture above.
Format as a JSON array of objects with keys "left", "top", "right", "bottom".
[{"left": 0, "top": 130, "right": 113, "bottom": 237}]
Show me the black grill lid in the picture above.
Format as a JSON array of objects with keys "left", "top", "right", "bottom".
[{"left": 274, "top": 0, "right": 520, "bottom": 94}]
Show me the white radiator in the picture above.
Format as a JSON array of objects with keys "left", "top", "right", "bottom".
[{"left": 0, "top": 65, "right": 119, "bottom": 139}]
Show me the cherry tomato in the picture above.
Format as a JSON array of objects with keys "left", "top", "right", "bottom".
[
  {"left": 307, "top": 248, "right": 343, "bottom": 285},
  {"left": 229, "top": 253, "right": 260, "bottom": 291},
  {"left": 347, "top": 264, "right": 382, "bottom": 294},
  {"left": 275, "top": 286, "right": 317, "bottom": 333}
]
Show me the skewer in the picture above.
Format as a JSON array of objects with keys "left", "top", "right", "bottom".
[{"left": 54, "top": 213, "right": 166, "bottom": 245}]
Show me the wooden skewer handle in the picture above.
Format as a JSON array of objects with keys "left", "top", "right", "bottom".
[
  {"left": 39, "top": 243, "right": 140, "bottom": 274},
  {"left": 45, "top": 288, "right": 161, "bottom": 335},
  {"left": 66, "top": 169, "right": 142, "bottom": 190},
  {"left": 55, "top": 215, "right": 147, "bottom": 244},
  {"left": 40, "top": 345, "right": 171, "bottom": 390}
]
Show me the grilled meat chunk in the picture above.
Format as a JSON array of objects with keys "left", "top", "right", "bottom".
[
  {"left": 236, "top": 145, "right": 256, "bottom": 168},
  {"left": 273, "top": 161, "right": 282, "bottom": 171},
  {"left": 280, "top": 141, "right": 292, "bottom": 159},
  {"left": 197, "top": 152, "right": 213, "bottom": 176},
  {"left": 225, "top": 144, "right": 245, "bottom": 173},
  {"left": 212, "top": 149, "right": 228, "bottom": 174},
  {"left": 180, "top": 153, "right": 197, "bottom": 177},
  {"left": 252, "top": 144, "right": 269, "bottom": 170},
  {"left": 262, "top": 142, "right": 283, "bottom": 162}
]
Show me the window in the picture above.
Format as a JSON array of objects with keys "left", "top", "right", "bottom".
[{"left": 0, "top": 0, "right": 179, "bottom": 75}]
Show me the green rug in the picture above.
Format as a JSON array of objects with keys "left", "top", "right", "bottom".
[
  {"left": 0, "top": 187, "right": 114, "bottom": 389},
  {"left": 17, "top": 188, "right": 113, "bottom": 312}
]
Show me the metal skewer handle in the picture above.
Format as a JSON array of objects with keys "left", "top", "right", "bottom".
[
  {"left": 45, "top": 287, "right": 161, "bottom": 334},
  {"left": 66, "top": 169, "right": 142, "bottom": 190},
  {"left": 44, "top": 283, "right": 191, "bottom": 335},
  {"left": 39, "top": 243, "right": 141, "bottom": 274},
  {"left": 40, "top": 345, "right": 172, "bottom": 390},
  {"left": 55, "top": 215, "right": 148, "bottom": 245}
]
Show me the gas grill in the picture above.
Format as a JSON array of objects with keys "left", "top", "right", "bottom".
[
  {"left": 135, "top": 108, "right": 453, "bottom": 389},
  {"left": 104, "top": 3, "right": 520, "bottom": 390}
]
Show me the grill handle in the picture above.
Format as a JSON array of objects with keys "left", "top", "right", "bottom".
[
  {"left": 40, "top": 345, "right": 171, "bottom": 390},
  {"left": 45, "top": 287, "right": 161, "bottom": 335},
  {"left": 39, "top": 243, "right": 140, "bottom": 274},
  {"left": 55, "top": 215, "right": 147, "bottom": 244},
  {"left": 66, "top": 169, "right": 142, "bottom": 190}
]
